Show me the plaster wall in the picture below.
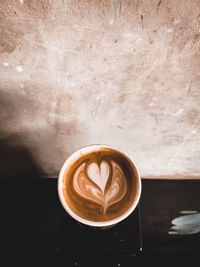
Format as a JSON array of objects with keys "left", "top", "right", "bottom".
[{"left": 0, "top": 0, "right": 200, "bottom": 178}]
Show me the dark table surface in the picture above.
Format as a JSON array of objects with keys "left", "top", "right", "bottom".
[{"left": 0, "top": 178, "right": 200, "bottom": 265}]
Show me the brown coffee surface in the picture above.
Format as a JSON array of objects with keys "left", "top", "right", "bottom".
[{"left": 62, "top": 147, "right": 139, "bottom": 222}]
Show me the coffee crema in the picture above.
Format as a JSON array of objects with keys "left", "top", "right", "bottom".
[{"left": 62, "top": 147, "right": 139, "bottom": 222}]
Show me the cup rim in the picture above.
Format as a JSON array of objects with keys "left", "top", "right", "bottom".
[{"left": 57, "top": 144, "right": 142, "bottom": 227}]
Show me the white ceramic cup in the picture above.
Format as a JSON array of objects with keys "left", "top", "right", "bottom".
[{"left": 57, "top": 144, "right": 141, "bottom": 229}]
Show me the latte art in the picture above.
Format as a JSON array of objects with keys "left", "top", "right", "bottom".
[
  {"left": 61, "top": 147, "right": 139, "bottom": 223},
  {"left": 73, "top": 160, "right": 127, "bottom": 215}
]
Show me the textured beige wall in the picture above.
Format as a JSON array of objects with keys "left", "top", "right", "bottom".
[{"left": 0, "top": 0, "right": 200, "bottom": 178}]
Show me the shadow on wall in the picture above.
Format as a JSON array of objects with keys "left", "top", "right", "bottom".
[
  {"left": 0, "top": 91, "right": 46, "bottom": 178},
  {"left": 0, "top": 134, "right": 46, "bottom": 178}
]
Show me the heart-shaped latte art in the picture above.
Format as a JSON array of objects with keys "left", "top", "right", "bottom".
[
  {"left": 87, "top": 161, "right": 109, "bottom": 193},
  {"left": 73, "top": 159, "right": 127, "bottom": 215}
]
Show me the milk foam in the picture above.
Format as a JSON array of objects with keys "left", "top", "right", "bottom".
[{"left": 73, "top": 159, "right": 127, "bottom": 214}]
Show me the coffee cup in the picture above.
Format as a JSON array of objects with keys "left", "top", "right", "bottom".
[{"left": 58, "top": 144, "right": 141, "bottom": 229}]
